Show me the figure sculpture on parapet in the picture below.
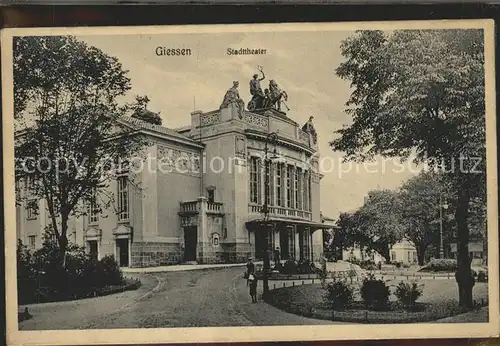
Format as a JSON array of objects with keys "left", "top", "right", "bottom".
[
  {"left": 247, "top": 65, "right": 289, "bottom": 113},
  {"left": 302, "top": 116, "right": 318, "bottom": 145},
  {"left": 220, "top": 81, "right": 245, "bottom": 119}
]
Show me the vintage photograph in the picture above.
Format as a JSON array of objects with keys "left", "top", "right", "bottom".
[{"left": 3, "top": 20, "right": 499, "bottom": 344}]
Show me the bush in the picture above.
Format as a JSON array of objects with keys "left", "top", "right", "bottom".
[
  {"left": 402, "top": 263, "right": 411, "bottom": 269},
  {"left": 324, "top": 279, "right": 354, "bottom": 310},
  {"left": 419, "top": 258, "right": 457, "bottom": 272},
  {"left": 280, "top": 259, "right": 298, "bottom": 275},
  {"left": 346, "top": 257, "right": 361, "bottom": 266},
  {"left": 297, "top": 259, "right": 316, "bottom": 274},
  {"left": 360, "top": 260, "right": 377, "bottom": 270},
  {"left": 17, "top": 239, "right": 127, "bottom": 304},
  {"left": 394, "top": 261, "right": 403, "bottom": 269},
  {"left": 394, "top": 281, "right": 424, "bottom": 310},
  {"left": 477, "top": 271, "right": 488, "bottom": 283},
  {"left": 360, "top": 274, "right": 390, "bottom": 310}
]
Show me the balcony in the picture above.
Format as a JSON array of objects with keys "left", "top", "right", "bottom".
[
  {"left": 180, "top": 198, "right": 224, "bottom": 216},
  {"left": 248, "top": 204, "right": 312, "bottom": 221}
]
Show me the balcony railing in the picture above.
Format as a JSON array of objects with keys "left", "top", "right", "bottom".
[
  {"left": 180, "top": 201, "right": 199, "bottom": 213},
  {"left": 180, "top": 199, "right": 224, "bottom": 215},
  {"left": 249, "top": 204, "right": 312, "bottom": 221}
]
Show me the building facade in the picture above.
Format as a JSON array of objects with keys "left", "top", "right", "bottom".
[{"left": 16, "top": 96, "right": 325, "bottom": 267}]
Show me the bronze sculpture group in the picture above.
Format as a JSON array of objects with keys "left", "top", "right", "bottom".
[
  {"left": 220, "top": 66, "right": 289, "bottom": 115},
  {"left": 218, "top": 66, "right": 317, "bottom": 144}
]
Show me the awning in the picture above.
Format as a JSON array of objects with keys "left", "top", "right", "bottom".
[{"left": 245, "top": 217, "right": 331, "bottom": 231}]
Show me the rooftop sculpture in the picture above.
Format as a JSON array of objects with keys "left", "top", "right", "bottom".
[{"left": 247, "top": 66, "right": 289, "bottom": 112}]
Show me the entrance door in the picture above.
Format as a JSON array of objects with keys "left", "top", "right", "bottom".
[
  {"left": 280, "top": 230, "right": 289, "bottom": 260},
  {"left": 88, "top": 240, "right": 98, "bottom": 261},
  {"left": 116, "top": 239, "right": 129, "bottom": 267},
  {"left": 184, "top": 226, "right": 197, "bottom": 262}
]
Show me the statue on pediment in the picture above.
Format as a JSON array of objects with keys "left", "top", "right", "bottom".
[
  {"left": 302, "top": 116, "right": 317, "bottom": 144},
  {"left": 220, "top": 81, "right": 245, "bottom": 119}
]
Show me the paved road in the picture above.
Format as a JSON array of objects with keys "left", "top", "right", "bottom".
[{"left": 19, "top": 267, "right": 338, "bottom": 330}]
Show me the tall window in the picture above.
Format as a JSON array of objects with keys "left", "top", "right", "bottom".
[
  {"left": 89, "top": 187, "right": 99, "bottom": 224},
  {"left": 286, "top": 165, "right": 294, "bottom": 208},
  {"left": 26, "top": 176, "right": 36, "bottom": 196},
  {"left": 28, "top": 235, "right": 36, "bottom": 249},
  {"left": 276, "top": 163, "right": 284, "bottom": 207},
  {"left": 303, "top": 171, "right": 309, "bottom": 211},
  {"left": 117, "top": 176, "right": 129, "bottom": 221},
  {"left": 26, "top": 200, "right": 37, "bottom": 220},
  {"left": 303, "top": 228, "right": 310, "bottom": 260},
  {"left": 294, "top": 167, "right": 301, "bottom": 210},
  {"left": 265, "top": 161, "right": 274, "bottom": 206},
  {"left": 249, "top": 157, "right": 261, "bottom": 204}
]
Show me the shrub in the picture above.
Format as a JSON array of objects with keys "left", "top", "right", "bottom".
[
  {"left": 394, "top": 281, "right": 424, "bottom": 310},
  {"left": 402, "top": 263, "right": 411, "bottom": 269},
  {"left": 324, "top": 279, "right": 354, "bottom": 310},
  {"left": 297, "top": 259, "right": 316, "bottom": 274},
  {"left": 281, "top": 259, "right": 298, "bottom": 275},
  {"left": 346, "top": 257, "right": 361, "bottom": 266},
  {"left": 419, "top": 259, "right": 457, "bottom": 272},
  {"left": 360, "top": 274, "right": 390, "bottom": 310},
  {"left": 394, "top": 261, "right": 403, "bottom": 269},
  {"left": 17, "top": 239, "right": 126, "bottom": 304},
  {"left": 360, "top": 260, "right": 377, "bottom": 270},
  {"left": 477, "top": 271, "right": 488, "bottom": 283}
]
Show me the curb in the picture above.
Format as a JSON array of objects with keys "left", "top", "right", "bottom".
[{"left": 121, "top": 262, "right": 256, "bottom": 274}]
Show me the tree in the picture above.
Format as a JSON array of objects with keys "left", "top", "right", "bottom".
[
  {"left": 325, "top": 212, "right": 358, "bottom": 261},
  {"left": 356, "top": 190, "right": 404, "bottom": 262},
  {"left": 130, "top": 95, "right": 162, "bottom": 125},
  {"left": 14, "top": 36, "right": 144, "bottom": 266},
  {"left": 332, "top": 29, "right": 485, "bottom": 308},
  {"left": 399, "top": 172, "right": 447, "bottom": 265}
]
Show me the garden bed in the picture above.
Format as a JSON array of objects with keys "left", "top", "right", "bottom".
[{"left": 265, "top": 282, "right": 488, "bottom": 324}]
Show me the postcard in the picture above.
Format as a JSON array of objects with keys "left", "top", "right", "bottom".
[{"left": 2, "top": 20, "right": 499, "bottom": 345}]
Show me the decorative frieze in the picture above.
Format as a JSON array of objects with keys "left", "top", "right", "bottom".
[
  {"left": 200, "top": 111, "right": 221, "bottom": 126},
  {"left": 245, "top": 112, "right": 269, "bottom": 128},
  {"left": 181, "top": 215, "right": 198, "bottom": 227},
  {"left": 298, "top": 129, "right": 310, "bottom": 145},
  {"left": 157, "top": 145, "right": 201, "bottom": 174}
]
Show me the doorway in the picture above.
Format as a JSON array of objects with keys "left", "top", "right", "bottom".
[
  {"left": 116, "top": 239, "right": 129, "bottom": 267},
  {"left": 280, "top": 231, "right": 289, "bottom": 260},
  {"left": 88, "top": 240, "right": 98, "bottom": 261},
  {"left": 184, "top": 226, "right": 197, "bottom": 262}
]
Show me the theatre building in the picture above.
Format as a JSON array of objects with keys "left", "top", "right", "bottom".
[{"left": 16, "top": 96, "right": 326, "bottom": 267}]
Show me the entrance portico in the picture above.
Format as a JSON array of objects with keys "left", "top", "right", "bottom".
[{"left": 246, "top": 218, "right": 328, "bottom": 262}]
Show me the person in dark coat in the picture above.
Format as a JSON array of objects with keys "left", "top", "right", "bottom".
[
  {"left": 248, "top": 274, "right": 258, "bottom": 303},
  {"left": 246, "top": 258, "right": 255, "bottom": 286}
]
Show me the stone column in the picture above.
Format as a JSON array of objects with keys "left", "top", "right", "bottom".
[{"left": 197, "top": 196, "right": 208, "bottom": 263}]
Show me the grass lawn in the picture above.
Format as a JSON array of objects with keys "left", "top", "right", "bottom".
[{"left": 266, "top": 280, "right": 489, "bottom": 323}]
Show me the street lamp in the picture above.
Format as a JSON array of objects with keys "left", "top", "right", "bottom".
[
  {"left": 260, "top": 132, "right": 279, "bottom": 298},
  {"left": 439, "top": 195, "right": 449, "bottom": 259}
]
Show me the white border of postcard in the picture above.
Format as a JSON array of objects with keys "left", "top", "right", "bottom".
[{"left": 2, "top": 20, "right": 499, "bottom": 345}]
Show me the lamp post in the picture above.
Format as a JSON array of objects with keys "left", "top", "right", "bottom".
[
  {"left": 439, "top": 195, "right": 449, "bottom": 259},
  {"left": 261, "top": 132, "right": 279, "bottom": 298}
]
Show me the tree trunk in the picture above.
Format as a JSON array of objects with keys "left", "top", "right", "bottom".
[
  {"left": 455, "top": 185, "right": 474, "bottom": 310},
  {"left": 59, "top": 213, "right": 69, "bottom": 268},
  {"left": 416, "top": 244, "right": 426, "bottom": 266}
]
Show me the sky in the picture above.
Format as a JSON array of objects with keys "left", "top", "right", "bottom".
[{"left": 78, "top": 30, "right": 418, "bottom": 219}]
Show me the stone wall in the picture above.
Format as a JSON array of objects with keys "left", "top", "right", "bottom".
[
  {"left": 197, "top": 242, "right": 252, "bottom": 264},
  {"left": 131, "top": 242, "right": 182, "bottom": 268}
]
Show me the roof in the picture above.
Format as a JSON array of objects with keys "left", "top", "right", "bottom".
[
  {"left": 246, "top": 217, "right": 331, "bottom": 230},
  {"left": 120, "top": 116, "right": 202, "bottom": 147}
]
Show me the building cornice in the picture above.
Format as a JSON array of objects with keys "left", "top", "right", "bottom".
[{"left": 245, "top": 129, "right": 316, "bottom": 156}]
